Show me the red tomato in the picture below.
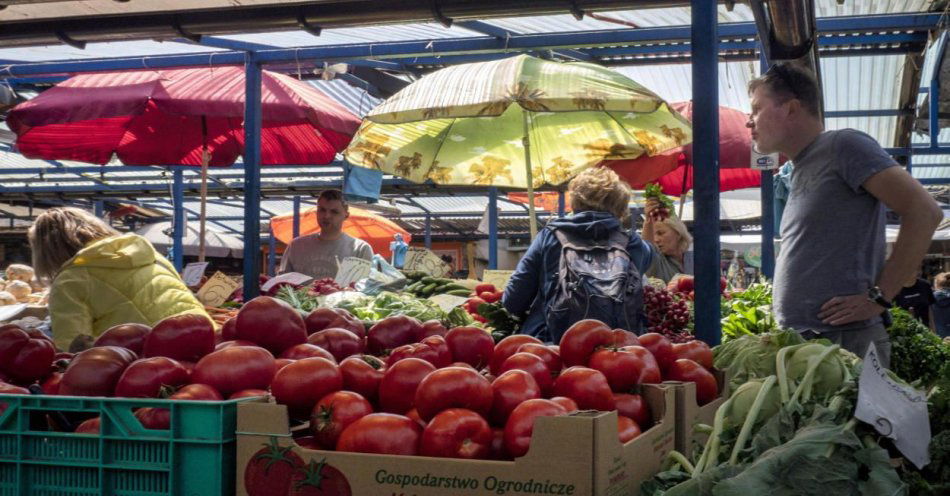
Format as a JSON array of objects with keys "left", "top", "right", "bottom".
[
  {"left": 503, "top": 399, "right": 567, "bottom": 458},
  {"left": 499, "top": 352, "right": 553, "bottom": 396},
  {"left": 280, "top": 343, "right": 336, "bottom": 362},
  {"left": 306, "top": 328, "right": 364, "bottom": 362},
  {"left": 75, "top": 417, "right": 101, "bottom": 434},
  {"left": 339, "top": 355, "right": 385, "bottom": 404},
  {"left": 0, "top": 381, "right": 27, "bottom": 416},
  {"left": 336, "top": 413, "right": 422, "bottom": 455},
  {"left": 386, "top": 342, "right": 441, "bottom": 368},
  {"left": 243, "top": 438, "right": 304, "bottom": 496},
  {"left": 515, "top": 343, "right": 562, "bottom": 375},
  {"left": 444, "top": 327, "right": 494, "bottom": 368},
  {"left": 114, "top": 357, "right": 190, "bottom": 398},
  {"left": 192, "top": 346, "right": 276, "bottom": 397},
  {"left": 558, "top": 319, "right": 613, "bottom": 367},
  {"left": 617, "top": 416, "right": 642, "bottom": 443},
  {"left": 60, "top": 346, "right": 138, "bottom": 397},
  {"left": 287, "top": 459, "right": 353, "bottom": 496},
  {"left": 638, "top": 333, "right": 676, "bottom": 371},
  {"left": 0, "top": 325, "right": 56, "bottom": 384},
  {"left": 94, "top": 323, "right": 151, "bottom": 355},
  {"left": 552, "top": 367, "right": 616, "bottom": 411},
  {"left": 137, "top": 383, "right": 223, "bottom": 430},
  {"left": 418, "top": 320, "right": 448, "bottom": 339},
  {"left": 672, "top": 340, "right": 714, "bottom": 370},
  {"left": 665, "top": 359, "right": 719, "bottom": 406},
  {"left": 378, "top": 358, "right": 435, "bottom": 414},
  {"left": 489, "top": 427, "right": 509, "bottom": 460},
  {"left": 614, "top": 393, "right": 651, "bottom": 429},
  {"left": 589, "top": 347, "right": 661, "bottom": 393},
  {"left": 41, "top": 372, "right": 63, "bottom": 395},
  {"left": 271, "top": 357, "right": 343, "bottom": 418},
  {"left": 479, "top": 291, "right": 501, "bottom": 304},
  {"left": 220, "top": 318, "right": 238, "bottom": 341},
  {"left": 618, "top": 346, "right": 663, "bottom": 384},
  {"left": 311, "top": 390, "right": 373, "bottom": 449},
  {"left": 474, "top": 283, "right": 497, "bottom": 294},
  {"left": 488, "top": 335, "right": 542, "bottom": 375},
  {"left": 549, "top": 396, "right": 579, "bottom": 413},
  {"left": 405, "top": 408, "right": 426, "bottom": 429},
  {"left": 236, "top": 296, "right": 308, "bottom": 355},
  {"left": 230, "top": 389, "right": 269, "bottom": 399},
  {"left": 215, "top": 339, "right": 257, "bottom": 351},
  {"left": 366, "top": 315, "right": 422, "bottom": 355},
  {"left": 465, "top": 297, "right": 487, "bottom": 314},
  {"left": 611, "top": 329, "right": 640, "bottom": 347},
  {"left": 142, "top": 314, "right": 215, "bottom": 363},
  {"left": 490, "top": 370, "right": 541, "bottom": 426},
  {"left": 420, "top": 335, "right": 452, "bottom": 368},
  {"left": 304, "top": 307, "right": 365, "bottom": 338},
  {"left": 414, "top": 367, "right": 493, "bottom": 421},
  {"left": 274, "top": 358, "right": 294, "bottom": 373},
  {"left": 420, "top": 408, "right": 493, "bottom": 459}
]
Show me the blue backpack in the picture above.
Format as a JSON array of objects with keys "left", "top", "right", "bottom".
[{"left": 544, "top": 227, "right": 645, "bottom": 343}]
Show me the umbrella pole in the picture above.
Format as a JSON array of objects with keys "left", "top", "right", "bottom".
[
  {"left": 199, "top": 148, "right": 209, "bottom": 263},
  {"left": 523, "top": 113, "right": 538, "bottom": 238}
]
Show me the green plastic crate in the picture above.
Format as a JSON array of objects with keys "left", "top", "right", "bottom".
[{"left": 0, "top": 394, "right": 258, "bottom": 496}]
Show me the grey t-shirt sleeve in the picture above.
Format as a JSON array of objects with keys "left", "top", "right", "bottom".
[
  {"left": 278, "top": 240, "right": 294, "bottom": 274},
  {"left": 834, "top": 129, "right": 897, "bottom": 192},
  {"left": 356, "top": 240, "right": 374, "bottom": 261}
]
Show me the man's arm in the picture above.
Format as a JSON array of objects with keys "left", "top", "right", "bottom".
[{"left": 819, "top": 167, "right": 942, "bottom": 325}]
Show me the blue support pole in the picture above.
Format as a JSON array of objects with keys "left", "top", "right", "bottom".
[
  {"left": 558, "top": 190, "right": 566, "bottom": 217},
  {"left": 93, "top": 200, "right": 104, "bottom": 217},
  {"left": 759, "top": 55, "right": 776, "bottom": 279},
  {"left": 268, "top": 227, "right": 277, "bottom": 277},
  {"left": 172, "top": 169, "right": 185, "bottom": 272},
  {"left": 425, "top": 214, "right": 432, "bottom": 250},
  {"left": 488, "top": 187, "right": 499, "bottom": 270},
  {"left": 692, "top": 0, "right": 721, "bottom": 346},
  {"left": 930, "top": 32, "right": 948, "bottom": 148},
  {"left": 242, "top": 58, "right": 263, "bottom": 300},
  {"left": 292, "top": 196, "right": 301, "bottom": 239}
]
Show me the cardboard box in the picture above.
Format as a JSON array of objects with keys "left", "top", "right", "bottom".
[
  {"left": 669, "top": 368, "right": 731, "bottom": 458},
  {"left": 236, "top": 385, "right": 675, "bottom": 496}
]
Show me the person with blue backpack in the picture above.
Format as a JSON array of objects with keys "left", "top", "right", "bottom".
[{"left": 502, "top": 167, "right": 654, "bottom": 344}]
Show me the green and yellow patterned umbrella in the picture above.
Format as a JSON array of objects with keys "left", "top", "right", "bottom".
[{"left": 344, "top": 54, "right": 692, "bottom": 235}]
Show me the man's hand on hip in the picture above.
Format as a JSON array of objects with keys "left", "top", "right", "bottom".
[{"left": 818, "top": 294, "right": 884, "bottom": 326}]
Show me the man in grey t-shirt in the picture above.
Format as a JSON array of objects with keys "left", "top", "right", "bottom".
[
  {"left": 278, "top": 190, "right": 373, "bottom": 280},
  {"left": 747, "top": 63, "right": 941, "bottom": 367}
]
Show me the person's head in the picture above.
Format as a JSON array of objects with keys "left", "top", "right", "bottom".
[
  {"left": 653, "top": 215, "right": 692, "bottom": 258},
  {"left": 747, "top": 63, "right": 822, "bottom": 155},
  {"left": 936, "top": 272, "right": 950, "bottom": 290},
  {"left": 28, "top": 207, "right": 119, "bottom": 281},
  {"left": 569, "top": 166, "right": 632, "bottom": 221},
  {"left": 316, "top": 189, "right": 349, "bottom": 237}
]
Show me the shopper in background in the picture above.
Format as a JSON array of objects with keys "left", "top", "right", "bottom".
[
  {"left": 641, "top": 204, "right": 693, "bottom": 283},
  {"left": 747, "top": 62, "right": 942, "bottom": 367},
  {"left": 931, "top": 272, "right": 950, "bottom": 338},
  {"left": 502, "top": 167, "right": 653, "bottom": 343},
  {"left": 894, "top": 271, "right": 936, "bottom": 327},
  {"left": 279, "top": 189, "right": 373, "bottom": 279},
  {"left": 29, "top": 207, "right": 211, "bottom": 352}
]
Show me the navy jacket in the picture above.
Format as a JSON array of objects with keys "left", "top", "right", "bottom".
[{"left": 501, "top": 211, "right": 653, "bottom": 343}]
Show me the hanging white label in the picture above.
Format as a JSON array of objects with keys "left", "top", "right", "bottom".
[
  {"left": 855, "top": 343, "right": 931, "bottom": 469},
  {"left": 181, "top": 262, "right": 209, "bottom": 287},
  {"left": 261, "top": 272, "right": 314, "bottom": 293},
  {"left": 334, "top": 257, "right": 373, "bottom": 287}
]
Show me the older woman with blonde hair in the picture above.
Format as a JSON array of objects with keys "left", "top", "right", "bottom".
[
  {"left": 29, "top": 207, "right": 211, "bottom": 351},
  {"left": 642, "top": 201, "right": 693, "bottom": 283},
  {"left": 502, "top": 166, "right": 653, "bottom": 342}
]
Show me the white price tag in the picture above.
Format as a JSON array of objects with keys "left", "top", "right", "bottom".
[
  {"left": 751, "top": 148, "right": 779, "bottom": 170},
  {"left": 428, "top": 293, "right": 470, "bottom": 313},
  {"left": 404, "top": 247, "right": 453, "bottom": 277},
  {"left": 855, "top": 343, "right": 931, "bottom": 469},
  {"left": 181, "top": 262, "right": 209, "bottom": 287},
  {"left": 334, "top": 257, "right": 373, "bottom": 287},
  {"left": 261, "top": 272, "right": 314, "bottom": 293},
  {"left": 482, "top": 270, "right": 514, "bottom": 290},
  {"left": 196, "top": 271, "right": 241, "bottom": 308},
  {"left": 0, "top": 303, "right": 27, "bottom": 323}
]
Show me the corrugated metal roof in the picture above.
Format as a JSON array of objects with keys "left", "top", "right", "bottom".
[
  {"left": 612, "top": 61, "right": 757, "bottom": 112},
  {"left": 306, "top": 79, "right": 382, "bottom": 117},
  {"left": 220, "top": 23, "right": 478, "bottom": 47}
]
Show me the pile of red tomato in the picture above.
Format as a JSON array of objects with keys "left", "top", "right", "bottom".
[
  {"left": 462, "top": 283, "right": 504, "bottom": 323},
  {"left": 0, "top": 298, "right": 719, "bottom": 460}
]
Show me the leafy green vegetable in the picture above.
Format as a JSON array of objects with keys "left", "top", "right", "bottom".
[
  {"left": 335, "top": 291, "right": 446, "bottom": 323},
  {"left": 275, "top": 285, "right": 322, "bottom": 312},
  {"left": 713, "top": 330, "right": 806, "bottom": 391},
  {"left": 887, "top": 308, "right": 950, "bottom": 388},
  {"left": 720, "top": 282, "right": 778, "bottom": 341},
  {"left": 477, "top": 302, "right": 521, "bottom": 342}
]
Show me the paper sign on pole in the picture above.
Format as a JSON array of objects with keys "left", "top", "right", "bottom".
[
  {"left": 404, "top": 247, "right": 453, "bottom": 277},
  {"left": 196, "top": 271, "right": 241, "bottom": 308},
  {"left": 751, "top": 148, "right": 780, "bottom": 170},
  {"left": 0, "top": 303, "right": 27, "bottom": 323},
  {"left": 428, "top": 293, "right": 470, "bottom": 313},
  {"left": 334, "top": 257, "right": 374, "bottom": 287},
  {"left": 181, "top": 262, "right": 209, "bottom": 287},
  {"left": 482, "top": 269, "right": 514, "bottom": 290},
  {"left": 855, "top": 343, "right": 931, "bottom": 469},
  {"left": 261, "top": 272, "right": 314, "bottom": 293}
]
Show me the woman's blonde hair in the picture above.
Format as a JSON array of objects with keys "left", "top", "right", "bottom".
[
  {"left": 569, "top": 166, "right": 632, "bottom": 221},
  {"left": 657, "top": 215, "right": 693, "bottom": 253},
  {"left": 29, "top": 207, "right": 119, "bottom": 281},
  {"left": 936, "top": 272, "right": 950, "bottom": 290}
]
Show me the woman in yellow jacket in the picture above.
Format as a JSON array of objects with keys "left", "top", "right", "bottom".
[{"left": 29, "top": 207, "right": 212, "bottom": 352}]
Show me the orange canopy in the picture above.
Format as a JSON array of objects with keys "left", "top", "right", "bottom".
[
  {"left": 507, "top": 192, "right": 572, "bottom": 213},
  {"left": 271, "top": 206, "right": 411, "bottom": 258}
]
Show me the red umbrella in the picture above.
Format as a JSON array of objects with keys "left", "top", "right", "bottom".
[
  {"left": 7, "top": 66, "right": 361, "bottom": 166},
  {"left": 609, "top": 101, "right": 759, "bottom": 195}
]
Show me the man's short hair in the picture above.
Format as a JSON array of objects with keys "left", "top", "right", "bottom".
[
  {"left": 748, "top": 63, "right": 821, "bottom": 118},
  {"left": 318, "top": 189, "right": 347, "bottom": 208}
]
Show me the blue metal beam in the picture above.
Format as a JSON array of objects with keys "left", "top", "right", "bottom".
[
  {"left": 488, "top": 187, "right": 498, "bottom": 270},
  {"left": 172, "top": 169, "right": 185, "bottom": 271},
  {"left": 758, "top": 54, "right": 775, "bottom": 280},
  {"left": 424, "top": 214, "right": 432, "bottom": 250},
  {"left": 243, "top": 58, "right": 263, "bottom": 299},
  {"left": 268, "top": 228, "right": 277, "bottom": 276},
  {"left": 292, "top": 196, "right": 301, "bottom": 238}
]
